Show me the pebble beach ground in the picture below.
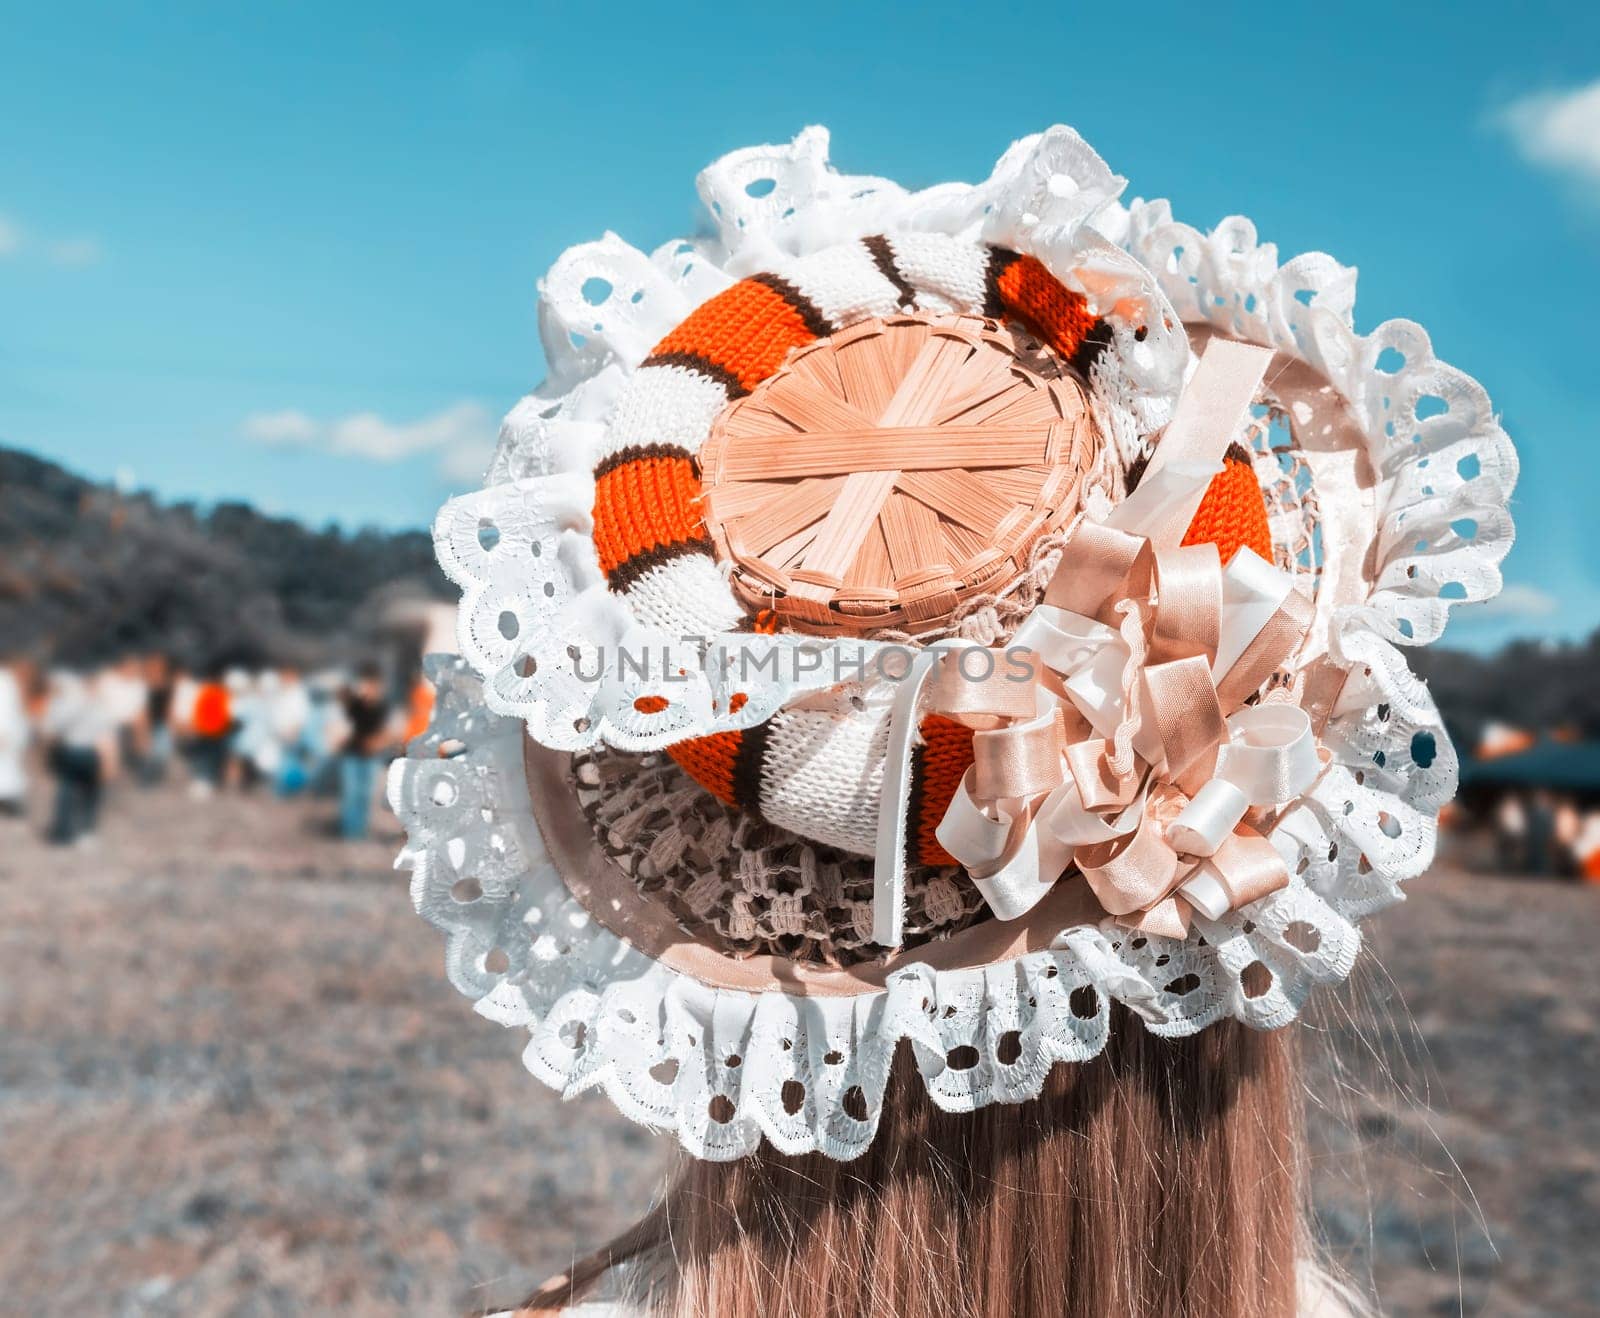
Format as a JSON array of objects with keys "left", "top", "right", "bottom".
[{"left": 0, "top": 776, "right": 1595, "bottom": 1315}]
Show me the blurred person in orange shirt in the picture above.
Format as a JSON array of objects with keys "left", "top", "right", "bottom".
[
  {"left": 401, "top": 673, "right": 434, "bottom": 747},
  {"left": 188, "top": 669, "right": 232, "bottom": 799}
]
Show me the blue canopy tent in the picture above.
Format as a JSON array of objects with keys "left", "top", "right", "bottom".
[{"left": 1462, "top": 740, "right": 1600, "bottom": 793}]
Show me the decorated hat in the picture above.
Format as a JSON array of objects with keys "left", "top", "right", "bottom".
[{"left": 391, "top": 126, "right": 1516, "bottom": 1161}]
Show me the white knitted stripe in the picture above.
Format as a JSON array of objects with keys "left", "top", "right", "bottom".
[
  {"left": 781, "top": 242, "right": 904, "bottom": 329},
  {"left": 760, "top": 703, "right": 888, "bottom": 857},
  {"left": 882, "top": 233, "right": 988, "bottom": 315},
  {"left": 599, "top": 362, "right": 730, "bottom": 462},
  {"left": 622, "top": 551, "right": 745, "bottom": 636}
]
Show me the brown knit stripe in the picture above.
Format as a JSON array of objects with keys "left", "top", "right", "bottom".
[
  {"left": 982, "top": 245, "right": 1022, "bottom": 321},
  {"left": 863, "top": 234, "right": 918, "bottom": 309},
  {"left": 1069, "top": 318, "right": 1115, "bottom": 377},
  {"left": 730, "top": 720, "right": 771, "bottom": 818},
  {"left": 645, "top": 276, "right": 829, "bottom": 395},
  {"left": 905, "top": 741, "right": 932, "bottom": 871},
  {"left": 605, "top": 536, "right": 716, "bottom": 594},
  {"left": 747, "top": 270, "right": 834, "bottom": 340},
  {"left": 637, "top": 348, "right": 750, "bottom": 400},
  {"left": 1123, "top": 449, "right": 1151, "bottom": 495},
  {"left": 593, "top": 441, "right": 695, "bottom": 481}
]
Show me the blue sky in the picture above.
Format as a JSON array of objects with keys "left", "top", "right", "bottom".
[{"left": 2, "top": 1, "right": 1596, "bottom": 652}]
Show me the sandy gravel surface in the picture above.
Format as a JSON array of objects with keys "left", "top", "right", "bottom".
[{"left": 0, "top": 779, "right": 1595, "bottom": 1315}]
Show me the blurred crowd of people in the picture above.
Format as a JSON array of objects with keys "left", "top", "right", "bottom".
[
  {"left": 1490, "top": 790, "right": 1600, "bottom": 881},
  {"left": 0, "top": 654, "right": 432, "bottom": 847}
]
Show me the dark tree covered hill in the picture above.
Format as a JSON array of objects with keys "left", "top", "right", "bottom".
[{"left": 0, "top": 446, "right": 450, "bottom": 668}]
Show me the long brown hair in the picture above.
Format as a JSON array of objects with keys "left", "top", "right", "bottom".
[{"left": 522, "top": 1006, "right": 1307, "bottom": 1317}]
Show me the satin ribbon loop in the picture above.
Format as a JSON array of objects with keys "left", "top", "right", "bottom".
[
  {"left": 972, "top": 708, "right": 1065, "bottom": 802},
  {"left": 1148, "top": 542, "right": 1223, "bottom": 665},
  {"left": 1010, "top": 607, "right": 1117, "bottom": 676},
  {"left": 1077, "top": 797, "right": 1182, "bottom": 916},
  {"left": 1177, "top": 826, "right": 1290, "bottom": 920},
  {"left": 1064, "top": 737, "right": 1141, "bottom": 812},
  {"left": 1041, "top": 522, "right": 1150, "bottom": 623},
  {"left": 1216, "top": 704, "right": 1321, "bottom": 803},
  {"left": 1215, "top": 583, "right": 1315, "bottom": 711},
  {"left": 938, "top": 767, "right": 1026, "bottom": 871},
  {"left": 1166, "top": 777, "right": 1251, "bottom": 857},
  {"left": 1119, "top": 896, "right": 1193, "bottom": 941},
  {"left": 1141, "top": 655, "right": 1227, "bottom": 792}
]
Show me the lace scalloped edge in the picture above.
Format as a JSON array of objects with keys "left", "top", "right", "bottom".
[{"left": 390, "top": 640, "right": 1451, "bottom": 1161}]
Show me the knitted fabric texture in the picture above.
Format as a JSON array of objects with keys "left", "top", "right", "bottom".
[
  {"left": 663, "top": 461, "right": 1275, "bottom": 864},
  {"left": 1180, "top": 444, "right": 1272, "bottom": 565},
  {"left": 584, "top": 237, "right": 1144, "bottom": 861}
]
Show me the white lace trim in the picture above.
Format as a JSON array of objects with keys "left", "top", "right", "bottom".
[
  {"left": 393, "top": 128, "right": 1517, "bottom": 1161},
  {"left": 391, "top": 657, "right": 1364, "bottom": 1162},
  {"left": 1095, "top": 196, "right": 1516, "bottom": 925},
  {"left": 1104, "top": 200, "right": 1518, "bottom": 651}
]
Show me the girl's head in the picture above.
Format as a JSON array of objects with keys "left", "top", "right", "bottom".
[{"left": 391, "top": 124, "right": 1514, "bottom": 1318}]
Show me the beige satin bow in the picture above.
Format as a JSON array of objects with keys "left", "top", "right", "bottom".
[{"left": 870, "top": 339, "right": 1323, "bottom": 946}]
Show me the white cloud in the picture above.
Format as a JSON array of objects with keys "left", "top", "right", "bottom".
[
  {"left": 241, "top": 400, "right": 495, "bottom": 482},
  {"left": 46, "top": 236, "right": 103, "bottom": 268},
  {"left": 0, "top": 211, "right": 102, "bottom": 265},
  {"left": 1462, "top": 583, "right": 1560, "bottom": 622},
  {"left": 242, "top": 409, "right": 322, "bottom": 446},
  {"left": 1493, "top": 80, "right": 1600, "bottom": 191}
]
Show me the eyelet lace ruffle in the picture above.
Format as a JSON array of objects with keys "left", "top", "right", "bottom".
[{"left": 392, "top": 656, "right": 1362, "bottom": 1161}]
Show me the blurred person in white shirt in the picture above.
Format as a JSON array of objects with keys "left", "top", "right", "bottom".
[
  {"left": 0, "top": 658, "right": 30, "bottom": 818},
  {"left": 95, "top": 655, "right": 149, "bottom": 777},
  {"left": 42, "top": 670, "right": 113, "bottom": 846},
  {"left": 265, "top": 666, "right": 312, "bottom": 792}
]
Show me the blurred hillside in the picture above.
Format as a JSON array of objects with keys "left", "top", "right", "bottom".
[
  {"left": 0, "top": 447, "right": 450, "bottom": 669},
  {"left": 2, "top": 442, "right": 1593, "bottom": 750}
]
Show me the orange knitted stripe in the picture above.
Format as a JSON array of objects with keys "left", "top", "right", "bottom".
[
  {"left": 910, "top": 714, "right": 978, "bottom": 868},
  {"left": 646, "top": 276, "right": 828, "bottom": 395},
  {"left": 668, "top": 729, "right": 742, "bottom": 807},
  {"left": 592, "top": 449, "right": 705, "bottom": 578},
  {"left": 1181, "top": 455, "right": 1272, "bottom": 565},
  {"left": 994, "top": 254, "right": 1099, "bottom": 363}
]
